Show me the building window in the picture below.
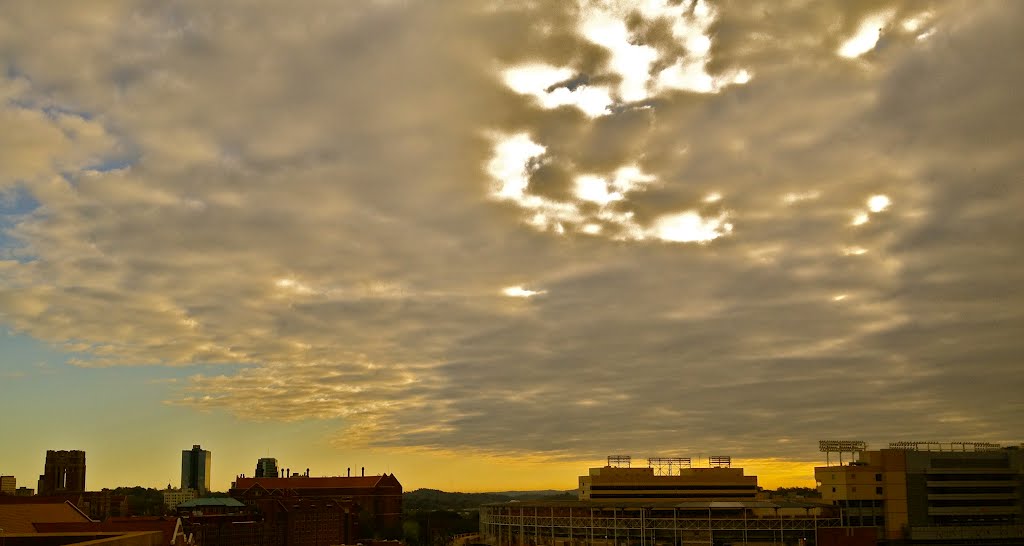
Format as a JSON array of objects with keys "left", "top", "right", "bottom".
[
  {"left": 850, "top": 474, "right": 856, "bottom": 479},
  {"left": 876, "top": 487, "right": 883, "bottom": 495},
  {"left": 852, "top": 487, "right": 857, "bottom": 492},
  {"left": 875, "top": 473, "right": 882, "bottom": 482}
]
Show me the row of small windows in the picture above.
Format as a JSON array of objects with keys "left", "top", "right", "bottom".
[
  {"left": 928, "top": 486, "right": 1018, "bottom": 494},
  {"left": 930, "top": 498, "right": 1020, "bottom": 507},
  {"left": 927, "top": 473, "right": 1017, "bottom": 481},
  {"left": 831, "top": 487, "right": 883, "bottom": 495},
  {"left": 930, "top": 457, "right": 1010, "bottom": 469},
  {"left": 829, "top": 473, "right": 883, "bottom": 481}
]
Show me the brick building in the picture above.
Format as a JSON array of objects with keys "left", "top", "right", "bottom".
[
  {"left": 81, "top": 490, "right": 130, "bottom": 520},
  {"left": 230, "top": 472, "right": 402, "bottom": 540},
  {"left": 178, "top": 497, "right": 357, "bottom": 546}
]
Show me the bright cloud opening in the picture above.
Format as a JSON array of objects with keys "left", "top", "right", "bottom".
[
  {"left": 575, "top": 175, "right": 622, "bottom": 205},
  {"left": 275, "top": 278, "right": 315, "bottom": 295},
  {"left": 486, "top": 133, "right": 547, "bottom": 201},
  {"left": 503, "top": 64, "right": 573, "bottom": 95},
  {"left": 901, "top": 12, "right": 933, "bottom": 33},
  {"left": 503, "top": 64, "right": 613, "bottom": 118},
  {"left": 578, "top": 7, "right": 659, "bottom": 102},
  {"left": 502, "top": 286, "right": 545, "bottom": 298},
  {"left": 650, "top": 211, "right": 732, "bottom": 243},
  {"left": 838, "top": 11, "right": 896, "bottom": 58},
  {"left": 901, "top": 17, "right": 923, "bottom": 33},
  {"left": 486, "top": 133, "right": 731, "bottom": 244},
  {"left": 503, "top": 0, "right": 753, "bottom": 119},
  {"left": 783, "top": 190, "right": 821, "bottom": 204},
  {"left": 868, "top": 194, "right": 891, "bottom": 212}
]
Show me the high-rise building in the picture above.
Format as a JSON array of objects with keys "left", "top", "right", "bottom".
[
  {"left": 37, "top": 450, "right": 86, "bottom": 495},
  {"left": 254, "top": 458, "right": 279, "bottom": 478},
  {"left": 0, "top": 475, "right": 15, "bottom": 495},
  {"left": 181, "top": 445, "right": 211, "bottom": 494}
]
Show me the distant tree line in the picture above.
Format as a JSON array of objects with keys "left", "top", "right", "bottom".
[
  {"left": 106, "top": 486, "right": 233, "bottom": 517},
  {"left": 400, "top": 489, "right": 575, "bottom": 545},
  {"left": 110, "top": 487, "right": 168, "bottom": 516},
  {"left": 402, "top": 488, "right": 575, "bottom": 513},
  {"left": 770, "top": 486, "right": 821, "bottom": 498}
]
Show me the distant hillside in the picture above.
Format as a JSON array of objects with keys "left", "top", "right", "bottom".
[
  {"left": 492, "top": 490, "right": 574, "bottom": 498},
  {"left": 403, "top": 488, "right": 576, "bottom": 512}
]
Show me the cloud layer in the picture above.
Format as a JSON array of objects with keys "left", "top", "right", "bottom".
[{"left": 1, "top": 0, "right": 1021, "bottom": 463}]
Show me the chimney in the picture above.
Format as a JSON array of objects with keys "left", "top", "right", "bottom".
[
  {"left": 361, "top": 467, "right": 364, "bottom": 477},
  {"left": 347, "top": 468, "right": 351, "bottom": 477},
  {"left": 305, "top": 468, "right": 309, "bottom": 477}
]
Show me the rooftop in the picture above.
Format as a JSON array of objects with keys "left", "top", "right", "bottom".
[
  {"left": 176, "top": 498, "right": 246, "bottom": 508},
  {"left": 233, "top": 475, "right": 394, "bottom": 490},
  {"left": 482, "top": 499, "right": 826, "bottom": 510},
  {"left": 0, "top": 501, "right": 92, "bottom": 534}
]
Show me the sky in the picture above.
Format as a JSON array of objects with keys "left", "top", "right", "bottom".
[{"left": 0, "top": 0, "right": 1022, "bottom": 494}]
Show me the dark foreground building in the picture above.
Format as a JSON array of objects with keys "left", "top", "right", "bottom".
[
  {"left": 178, "top": 471, "right": 401, "bottom": 546},
  {"left": 481, "top": 499, "right": 847, "bottom": 546},
  {"left": 0, "top": 492, "right": 127, "bottom": 522},
  {"left": 178, "top": 493, "right": 359, "bottom": 546}
]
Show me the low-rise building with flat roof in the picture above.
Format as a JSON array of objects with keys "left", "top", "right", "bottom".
[
  {"left": 579, "top": 465, "right": 758, "bottom": 502},
  {"left": 160, "top": 487, "right": 197, "bottom": 511}
]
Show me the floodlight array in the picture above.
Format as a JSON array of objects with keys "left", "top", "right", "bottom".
[
  {"left": 818, "top": 440, "right": 867, "bottom": 453},
  {"left": 648, "top": 457, "right": 692, "bottom": 475},
  {"left": 607, "top": 455, "right": 632, "bottom": 467},
  {"left": 889, "top": 441, "right": 1003, "bottom": 452},
  {"left": 709, "top": 455, "right": 731, "bottom": 468}
]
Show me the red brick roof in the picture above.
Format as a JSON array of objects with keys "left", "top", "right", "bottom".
[
  {"left": 0, "top": 495, "right": 81, "bottom": 505},
  {"left": 0, "top": 501, "right": 92, "bottom": 533},
  {"left": 34, "top": 516, "right": 184, "bottom": 545},
  {"left": 233, "top": 475, "right": 385, "bottom": 490}
]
